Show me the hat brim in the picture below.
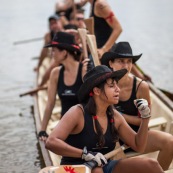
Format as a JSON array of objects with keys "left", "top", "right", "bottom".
[
  {"left": 78, "top": 68, "right": 127, "bottom": 103},
  {"left": 101, "top": 52, "right": 142, "bottom": 67},
  {"left": 44, "top": 43, "right": 81, "bottom": 54}
]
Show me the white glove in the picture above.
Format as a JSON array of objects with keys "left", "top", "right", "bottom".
[
  {"left": 81, "top": 147, "right": 107, "bottom": 166},
  {"left": 134, "top": 99, "right": 151, "bottom": 119}
]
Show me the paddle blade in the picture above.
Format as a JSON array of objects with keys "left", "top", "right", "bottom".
[
  {"left": 86, "top": 35, "right": 100, "bottom": 66},
  {"left": 84, "top": 17, "right": 94, "bottom": 35},
  {"left": 78, "top": 28, "right": 88, "bottom": 59},
  {"left": 39, "top": 165, "right": 91, "bottom": 173}
]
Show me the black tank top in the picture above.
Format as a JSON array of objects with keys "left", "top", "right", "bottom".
[
  {"left": 115, "top": 77, "right": 139, "bottom": 132},
  {"left": 57, "top": 63, "right": 83, "bottom": 116},
  {"left": 61, "top": 106, "right": 116, "bottom": 165},
  {"left": 90, "top": 0, "right": 112, "bottom": 48}
]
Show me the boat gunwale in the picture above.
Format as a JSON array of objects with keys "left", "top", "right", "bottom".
[{"left": 33, "top": 71, "right": 53, "bottom": 167}]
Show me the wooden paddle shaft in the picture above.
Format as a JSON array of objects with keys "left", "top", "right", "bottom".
[
  {"left": 19, "top": 86, "right": 47, "bottom": 97},
  {"left": 84, "top": 17, "right": 94, "bottom": 35},
  {"left": 104, "top": 144, "right": 129, "bottom": 160},
  {"left": 13, "top": 37, "right": 43, "bottom": 45},
  {"left": 78, "top": 28, "right": 88, "bottom": 59},
  {"left": 86, "top": 34, "right": 100, "bottom": 66}
]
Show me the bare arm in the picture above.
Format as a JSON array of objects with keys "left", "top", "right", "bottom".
[
  {"left": 46, "top": 105, "right": 84, "bottom": 157},
  {"left": 95, "top": 0, "right": 122, "bottom": 58},
  {"left": 40, "top": 67, "right": 60, "bottom": 133},
  {"left": 115, "top": 110, "right": 150, "bottom": 153}
]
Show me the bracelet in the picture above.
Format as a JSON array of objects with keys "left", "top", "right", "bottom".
[{"left": 38, "top": 131, "right": 48, "bottom": 138}]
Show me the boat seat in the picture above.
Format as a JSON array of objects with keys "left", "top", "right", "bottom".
[
  {"left": 165, "top": 169, "right": 173, "bottom": 173},
  {"left": 149, "top": 117, "right": 167, "bottom": 131}
]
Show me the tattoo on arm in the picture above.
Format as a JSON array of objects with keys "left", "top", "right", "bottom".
[{"left": 105, "top": 11, "right": 114, "bottom": 24}]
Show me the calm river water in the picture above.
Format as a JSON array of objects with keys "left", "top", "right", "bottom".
[{"left": 0, "top": 0, "right": 172, "bottom": 172}]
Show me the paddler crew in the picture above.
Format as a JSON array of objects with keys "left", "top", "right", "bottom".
[
  {"left": 45, "top": 65, "right": 164, "bottom": 173},
  {"left": 101, "top": 42, "right": 173, "bottom": 171}
]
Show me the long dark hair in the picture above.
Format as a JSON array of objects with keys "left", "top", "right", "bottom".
[{"left": 85, "top": 82, "right": 119, "bottom": 148}]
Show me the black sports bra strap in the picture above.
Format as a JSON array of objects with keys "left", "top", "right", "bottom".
[
  {"left": 77, "top": 104, "right": 84, "bottom": 114},
  {"left": 136, "top": 79, "right": 144, "bottom": 93}
]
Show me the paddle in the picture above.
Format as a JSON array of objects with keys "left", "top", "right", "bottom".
[
  {"left": 39, "top": 144, "right": 129, "bottom": 173},
  {"left": 13, "top": 37, "right": 43, "bottom": 45},
  {"left": 19, "top": 86, "right": 47, "bottom": 97},
  {"left": 39, "top": 165, "right": 91, "bottom": 173},
  {"left": 86, "top": 34, "right": 100, "bottom": 66},
  {"left": 32, "top": 56, "right": 39, "bottom": 60},
  {"left": 84, "top": 17, "right": 94, "bottom": 35},
  {"left": 78, "top": 28, "right": 88, "bottom": 59},
  {"left": 84, "top": 144, "right": 129, "bottom": 169}
]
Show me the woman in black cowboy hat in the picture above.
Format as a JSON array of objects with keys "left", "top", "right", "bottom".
[
  {"left": 39, "top": 31, "right": 87, "bottom": 141},
  {"left": 45, "top": 65, "right": 163, "bottom": 173},
  {"left": 101, "top": 42, "right": 173, "bottom": 171}
]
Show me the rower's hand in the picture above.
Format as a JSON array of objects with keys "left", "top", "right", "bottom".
[
  {"left": 98, "top": 46, "right": 107, "bottom": 59},
  {"left": 38, "top": 131, "right": 48, "bottom": 141},
  {"left": 82, "top": 58, "right": 94, "bottom": 73},
  {"left": 81, "top": 147, "right": 107, "bottom": 167},
  {"left": 134, "top": 99, "right": 151, "bottom": 119}
]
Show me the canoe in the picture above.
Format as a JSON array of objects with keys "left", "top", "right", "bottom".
[{"left": 34, "top": 57, "right": 173, "bottom": 172}]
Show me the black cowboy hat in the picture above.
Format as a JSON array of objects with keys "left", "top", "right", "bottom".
[
  {"left": 44, "top": 31, "right": 81, "bottom": 55},
  {"left": 101, "top": 42, "right": 142, "bottom": 67},
  {"left": 78, "top": 65, "right": 127, "bottom": 102}
]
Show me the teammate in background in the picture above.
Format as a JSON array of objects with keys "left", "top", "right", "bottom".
[
  {"left": 34, "top": 15, "right": 63, "bottom": 71},
  {"left": 89, "top": 0, "right": 122, "bottom": 58},
  {"left": 38, "top": 32, "right": 87, "bottom": 141},
  {"left": 101, "top": 42, "right": 173, "bottom": 171}
]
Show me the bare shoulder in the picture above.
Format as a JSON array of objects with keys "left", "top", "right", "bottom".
[
  {"left": 136, "top": 77, "right": 149, "bottom": 92},
  {"left": 136, "top": 77, "right": 150, "bottom": 99},
  {"left": 44, "top": 32, "right": 51, "bottom": 44},
  {"left": 50, "top": 66, "right": 62, "bottom": 81},
  {"left": 95, "top": 0, "right": 111, "bottom": 17},
  {"left": 67, "top": 104, "right": 84, "bottom": 118},
  {"left": 95, "top": 0, "right": 108, "bottom": 7},
  {"left": 61, "top": 104, "right": 84, "bottom": 125},
  {"left": 113, "top": 108, "right": 125, "bottom": 129}
]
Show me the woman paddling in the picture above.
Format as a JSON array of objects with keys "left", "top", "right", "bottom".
[
  {"left": 45, "top": 65, "right": 164, "bottom": 173},
  {"left": 101, "top": 42, "right": 173, "bottom": 171},
  {"left": 38, "top": 31, "right": 87, "bottom": 141}
]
